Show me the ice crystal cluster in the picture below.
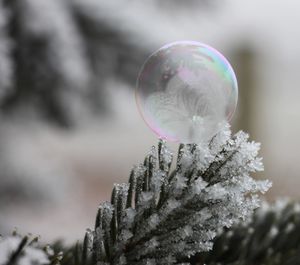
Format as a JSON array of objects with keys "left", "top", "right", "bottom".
[{"left": 91, "top": 123, "right": 271, "bottom": 265}]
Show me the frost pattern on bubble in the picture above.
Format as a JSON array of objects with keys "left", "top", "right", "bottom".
[{"left": 136, "top": 41, "right": 238, "bottom": 143}]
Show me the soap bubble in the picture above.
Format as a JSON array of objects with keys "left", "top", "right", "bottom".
[{"left": 136, "top": 41, "right": 238, "bottom": 143}]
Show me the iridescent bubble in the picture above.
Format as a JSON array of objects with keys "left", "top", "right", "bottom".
[{"left": 136, "top": 41, "right": 238, "bottom": 143}]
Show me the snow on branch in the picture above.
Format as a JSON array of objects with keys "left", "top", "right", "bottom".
[
  {"left": 91, "top": 123, "right": 271, "bottom": 265},
  {"left": 202, "top": 200, "right": 300, "bottom": 265}
]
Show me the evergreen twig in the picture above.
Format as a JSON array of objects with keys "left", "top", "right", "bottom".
[{"left": 91, "top": 123, "right": 271, "bottom": 264}]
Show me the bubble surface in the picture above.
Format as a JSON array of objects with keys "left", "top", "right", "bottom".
[{"left": 136, "top": 41, "right": 238, "bottom": 143}]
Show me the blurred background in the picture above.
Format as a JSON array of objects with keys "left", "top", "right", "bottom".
[{"left": 0, "top": 0, "right": 300, "bottom": 243}]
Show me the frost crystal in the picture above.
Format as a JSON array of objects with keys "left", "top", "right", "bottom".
[{"left": 91, "top": 123, "right": 271, "bottom": 264}]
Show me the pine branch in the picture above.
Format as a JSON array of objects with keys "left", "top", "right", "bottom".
[
  {"left": 0, "top": 124, "right": 274, "bottom": 265},
  {"left": 1, "top": 0, "right": 150, "bottom": 125},
  {"left": 0, "top": 231, "right": 94, "bottom": 265},
  {"left": 199, "top": 200, "right": 300, "bottom": 265},
  {"left": 0, "top": 232, "right": 60, "bottom": 265},
  {"left": 0, "top": 0, "right": 12, "bottom": 102},
  {"left": 4, "top": 200, "right": 300, "bottom": 265},
  {"left": 0, "top": 0, "right": 217, "bottom": 125},
  {"left": 50, "top": 231, "right": 93, "bottom": 265},
  {"left": 91, "top": 123, "right": 271, "bottom": 264}
]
